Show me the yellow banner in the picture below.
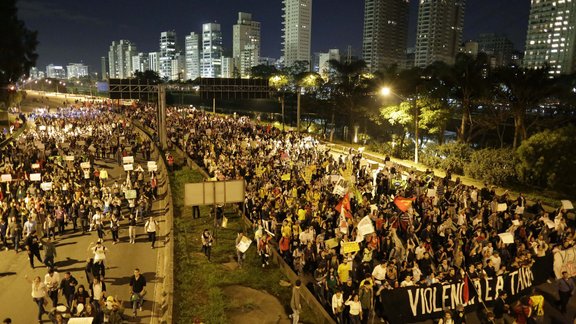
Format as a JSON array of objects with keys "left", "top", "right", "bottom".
[{"left": 341, "top": 241, "right": 360, "bottom": 254}]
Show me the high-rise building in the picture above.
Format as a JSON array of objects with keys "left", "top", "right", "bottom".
[
  {"left": 108, "top": 40, "right": 137, "bottom": 79},
  {"left": 185, "top": 32, "right": 201, "bottom": 81},
  {"left": 172, "top": 53, "right": 186, "bottom": 81},
  {"left": 131, "top": 53, "right": 150, "bottom": 75},
  {"left": 477, "top": 33, "right": 514, "bottom": 68},
  {"left": 524, "top": 0, "right": 576, "bottom": 75},
  {"left": 221, "top": 57, "right": 235, "bottom": 78},
  {"left": 233, "top": 12, "right": 261, "bottom": 78},
  {"left": 148, "top": 52, "right": 160, "bottom": 73},
  {"left": 362, "top": 0, "right": 409, "bottom": 72},
  {"left": 29, "top": 67, "right": 39, "bottom": 79},
  {"left": 100, "top": 56, "right": 107, "bottom": 80},
  {"left": 66, "top": 63, "right": 89, "bottom": 79},
  {"left": 282, "top": 0, "right": 312, "bottom": 68},
  {"left": 318, "top": 49, "right": 340, "bottom": 81},
  {"left": 46, "top": 64, "right": 66, "bottom": 79},
  {"left": 415, "top": 0, "right": 465, "bottom": 67},
  {"left": 201, "top": 23, "right": 223, "bottom": 78},
  {"left": 159, "top": 31, "right": 177, "bottom": 80}
]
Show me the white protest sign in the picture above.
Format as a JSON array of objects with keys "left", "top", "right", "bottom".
[
  {"left": 236, "top": 236, "right": 252, "bottom": 253},
  {"left": 333, "top": 177, "right": 349, "bottom": 196},
  {"left": 40, "top": 182, "right": 53, "bottom": 191},
  {"left": 80, "top": 162, "right": 90, "bottom": 169},
  {"left": 124, "top": 190, "right": 137, "bottom": 200},
  {"left": 30, "top": 173, "right": 41, "bottom": 181},
  {"left": 39, "top": 125, "right": 46, "bottom": 131},
  {"left": 64, "top": 155, "right": 74, "bottom": 161},
  {"left": 357, "top": 216, "right": 375, "bottom": 237},
  {"left": 498, "top": 232, "right": 514, "bottom": 244},
  {"left": 515, "top": 206, "right": 524, "bottom": 214},
  {"left": 32, "top": 163, "right": 40, "bottom": 169},
  {"left": 123, "top": 156, "right": 134, "bottom": 164},
  {"left": 561, "top": 200, "right": 574, "bottom": 210},
  {"left": 544, "top": 218, "right": 556, "bottom": 229},
  {"left": 1, "top": 174, "right": 12, "bottom": 182},
  {"left": 123, "top": 164, "right": 133, "bottom": 171},
  {"left": 497, "top": 203, "right": 508, "bottom": 212},
  {"left": 147, "top": 161, "right": 157, "bottom": 169},
  {"left": 148, "top": 164, "right": 158, "bottom": 172}
]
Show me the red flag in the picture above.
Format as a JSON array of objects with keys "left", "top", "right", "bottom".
[
  {"left": 393, "top": 196, "right": 415, "bottom": 212},
  {"left": 335, "top": 193, "right": 352, "bottom": 218},
  {"left": 463, "top": 276, "right": 470, "bottom": 304}
]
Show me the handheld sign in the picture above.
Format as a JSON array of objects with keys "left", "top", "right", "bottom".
[
  {"left": 123, "top": 164, "right": 133, "bottom": 171},
  {"left": 41, "top": 182, "right": 53, "bottom": 191},
  {"left": 30, "top": 173, "right": 41, "bottom": 181},
  {"left": 561, "top": 200, "right": 574, "bottom": 210},
  {"left": 64, "top": 155, "right": 74, "bottom": 161},
  {"left": 123, "top": 156, "right": 134, "bottom": 164},
  {"left": 1, "top": 174, "right": 12, "bottom": 182},
  {"left": 80, "top": 162, "right": 90, "bottom": 169},
  {"left": 124, "top": 190, "right": 137, "bottom": 200}
]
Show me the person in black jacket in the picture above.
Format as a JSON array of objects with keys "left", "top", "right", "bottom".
[
  {"left": 492, "top": 290, "right": 509, "bottom": 323},
  {"left": 25, "top": 232, "right": 43, "bottom": 268}
]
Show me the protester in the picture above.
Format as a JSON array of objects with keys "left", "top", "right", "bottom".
[
  {"left": 129, "top": 268, "right": 146, "bottom": 317},
  {"left": 144, "top": 216, "right": 158, "bottom": 249},
  {"left": 557, "top": 271, "right": 575, "bottom": 314},
  {"left": 201, "top": 229, "right": 213, "bottom": 261},
  {"left": 24, "top": 275, "right": 47, "bottom": 323},
  {"left": 290, "top": 279, "right": 303, "bottom": 324}
]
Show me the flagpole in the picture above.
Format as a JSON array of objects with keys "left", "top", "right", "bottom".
[{"left": 463, "top": 272, "right": 491, "bottom": 316}]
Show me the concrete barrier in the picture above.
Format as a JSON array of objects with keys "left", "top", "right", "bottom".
[{"left": 130, "top": 121, "right": 174, "bottom": 324}]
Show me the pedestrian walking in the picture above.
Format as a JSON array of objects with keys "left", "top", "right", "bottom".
[
  {"left": 128, "top": 214, "right": 137, "bottom": 244},
  {"left": 110, "top": 214, "right": 120, "bottom": 244},
  {"left": 44, "top": 268, "right": 61, "bottom": 308},
  {"left": 88, "top": 239, "right": 108, "bottom": 279},
  {"left": 557, "top": 271, "right": 575, "bottom": 314},
  {"left": 235, "top": 231, "right": 246, "bottom": 268},
  {"left": 43, "top": 237, "right": 57, "bottom": 268},
  {"left": 90, "top": 276, "right": 107, "bottom": 311},
  {"left": 60, "top": 271, "right": 78, "bottom": 308},
  {"left": 25, "top": 233, "right": 43, "bottom": 269},
  {"left": 144, "top": 216, "right": 158, "bottom": 248},
  {"left": 290, "top": 279, "right": 303, "bottom": 324},
  {"left": 201, "top": 229, "right": 213, "bottom": 261},
  {"left": 24, "top": 275, "right": 47, "bottom": 323},
  {"left": 8, "top": 216, "right": 22, "bottom": 253},
  {"left": 129, "top": 268, "right": 147, "bottom": 317},
  {"left": 258, "top": 232, "right": 271, "bottom": 268}
]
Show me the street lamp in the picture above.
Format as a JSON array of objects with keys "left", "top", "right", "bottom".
[
  {"left": 269, "top": 74, "right": 288, "bottom": 131},
  {"left": 381, "top": 86, "right": 420, "bottom": 164}
]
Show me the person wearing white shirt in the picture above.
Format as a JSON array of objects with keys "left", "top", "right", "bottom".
[
  {"left": 400, "top": 275, "right": 415, "bottom": 287},
  {"left": 372, "top": 260, "right": 387, "bottom": 286},
  {"left": 331, "top": 290, "right": 344, "bottom": 323},
  {"left": 44, "top": 268, "right": 60, "bottom": 308},
  {"left": 345, "top": 294, "right": 363, "bottom": 323},
  {"left": 25, "top": 275, "right": 47, "bottom": 322}
]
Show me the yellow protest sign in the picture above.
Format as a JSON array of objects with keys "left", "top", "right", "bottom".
[
  {"left": 325, "top": 238, "right": 339, "bottom": 249},
  {"left": 99, "top": 170, "right": 108, "bottom": 179},
  {"left": 341, "top": 241, "right": 360, "bottom": 254},
  {"left": 281, "top": 173, "right": 291, "bottom": 181},
  {"left": 255, "top": 166, "right": 265, "bottom": 177}
]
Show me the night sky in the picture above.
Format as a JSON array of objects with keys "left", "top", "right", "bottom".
[{"left": 16, "top": 0, "right": 531, "bottom": 72}]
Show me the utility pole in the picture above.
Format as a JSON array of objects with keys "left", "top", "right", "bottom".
[{"left": 158, "top": 85, "right": 167, "bottom": 150}]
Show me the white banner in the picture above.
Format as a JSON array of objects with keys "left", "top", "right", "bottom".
[{"left": 30, "top": 173, "right": 41, "bottom": 181}]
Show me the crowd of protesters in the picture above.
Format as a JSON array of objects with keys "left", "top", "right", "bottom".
[
  {"left": 0, "top": 107, "right": 158, "bottom": 323},
  {"left": 127, "top": 104, "right": 575, "bottom": 323}
]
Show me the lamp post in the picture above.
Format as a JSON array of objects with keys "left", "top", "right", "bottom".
[{"left": 381, "top": 87, "right": 420, "bottom": 164}]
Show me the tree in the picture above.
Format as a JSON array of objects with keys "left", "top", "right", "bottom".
[
  {"left": 426, "top": 53, "right": 490, "bottom": 143},
  {"left": 250, "top": 64, "right": 278, "bottom": 80},
  {"left": 494, "top": 65, "right": 554, "bottom": 148},
  {"left": 0, "top": 0, "right": 38, "bottom": 104},
  {"left": 516, "top": 126, "right": 576, "bottom": 192},
  {"left": 133, "top": 70, "right": 161, "bottom": 84}
]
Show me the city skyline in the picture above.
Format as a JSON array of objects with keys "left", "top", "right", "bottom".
[{"left": 17, "top": 0, "right": 530, "bottom": 71}]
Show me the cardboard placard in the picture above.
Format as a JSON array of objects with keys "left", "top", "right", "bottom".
[
  {"left": 1, "top": 174, "right": 12, "bottom": 182},
  {"left": 561, "top": 200, "right": 574, "bottom": 210},
  {"left": 123, "top": 156, "right": 134, "bottom": 164},
  {"left": 124, "top": 189, "right": 137, "bottom": 200},
  {"left": 99, "top": 170, "right": 108, "bottom": 179},
  {"left": 498, "top": 232, "right": 514, "bottom": 244},
  {"left": 123, "top": 164, "right": 133, "bottom": 171},
  {"left": 236, "top": 236, "right": 252, "bottom": 253},
  {"left": 341, "top": 241, "right": 360, "bottom": 254},
  {"left": 41, "top": 182, "right": 53, "bottom": 191},
  {"left": 30, "top": 173, "right": 41, "bottom": 181},
  {"left": 515, "top": 206, "right": 525, "bottom": 214},
  {"left": 39, "top": 125, "right": 46, "bottom": 131},
  {"left": 325, "top": 238, "right": 339, "bottom": 249},
  {"left": 80, "top": 162, "right": 90, "bottom": 169},
  {"left": 281, "top": 173, "right": 291, "bottom": 181},
  {"left": 77, "top": 140, "right": 86, "bottom": 146},
  {"left": 64, "top": 155, "right": 74, "bottom": 161},
  {"left": 148, "top": 164, "right": 158, "bottom": 172},
  {"left": 147, "top": 161, "right": 157, "bottom": 169},
  {"left": 497, "top": 203, "right": 508, "bottom": 212},
  {"left": 32, "top": 163, "right": 40, "bottom": 169}
]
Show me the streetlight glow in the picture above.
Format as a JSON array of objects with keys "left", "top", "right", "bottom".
[{"left": 380, "top": 87, "right": 391, "bottom": 97}]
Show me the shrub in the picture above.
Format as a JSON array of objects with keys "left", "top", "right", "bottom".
[
  {"left": 420, "top": 142, "right": 473, "bottom": 174},
  {"left": 464, "top": 148, "right": 518, "bottom": 186},
  {"left": 516, "top": 126, "right": 576, "bottom": 192}
]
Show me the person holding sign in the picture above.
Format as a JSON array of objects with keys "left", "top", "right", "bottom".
[{"left": 144, "top": 216, "right": 159, "bottom": 249}]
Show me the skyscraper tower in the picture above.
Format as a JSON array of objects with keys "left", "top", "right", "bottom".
[
  {"left": 524, "top": 0, "right": 576, "bottom": 75},
  {"left": 282, "top": 0, "right": 312, "bottom": 68},
  {"left": 362, "top": 0, "right": 409, "bottom": 72},
  {"left": 415, "top": 0, "right": 465, "bottom": 67},
  {"left": 159, "top": 31, "right": 177, "bottom": 80},
  {"left": 108, "top": 40, "right": 137, "bottom": 79},
  {"left": 201, "top": 23, "right": 223, "bottom": 78},
  {"left": 185, "top": 32, "right": 201, "bottom": 81},
  {"left": 233, "top": 12, "right": 261, "bottom": 78}
]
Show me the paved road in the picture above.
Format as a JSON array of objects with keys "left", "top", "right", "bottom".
[{"left": 0, "top": 120, "right": 167, "bottom": 323}]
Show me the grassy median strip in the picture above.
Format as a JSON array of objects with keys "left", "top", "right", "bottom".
[{"left": 171, "top": 167, "right": 317, "bottom": 323}]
